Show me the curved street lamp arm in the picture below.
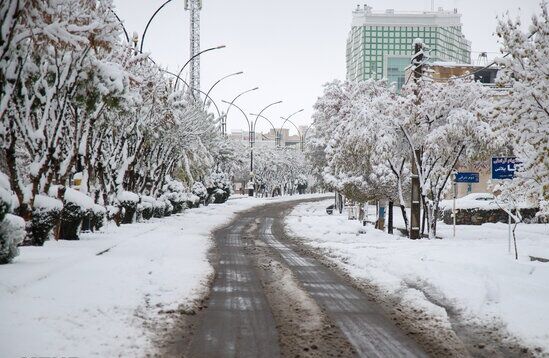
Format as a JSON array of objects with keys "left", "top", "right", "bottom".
[
  {"left": 249, "top": 113, "right": 277, "bottom": 142},
  {"left": 174, "top": 45, "right": 226, "bottom": 89},
  {"left": 162, "top": 69, "right": 221, "bottom": 117},
  {"left": 140, "top": 0, "right": 174, "bottom": 53},
  {"left": 253, "top": 100, "right": 283, "bottom": 128},
  {"left": 280, "top": 117, "right": 302, "bottom": 139},
  {"left": 302, "top": 121, "right": 315, "bottom": 141},
  {"left": 225, "top": 87, "right": 259, "bottom": 119},
  {"left": 109, "top": 8, "right": 130, "bottom": 43},
  {"left": 221, "top": 100, "right": 251, "bottom": 130},
  {"left": 280, "top": 108, "right": 304, "bottom": 132},
  {"left": 203, "top": 71, "right": 244, "bottom": 109}
]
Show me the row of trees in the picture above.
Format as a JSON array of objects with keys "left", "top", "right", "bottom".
[
  {"left": 0, "top": 0, "right": 233, "bottom": 262},
  {"left": 307, "top": 3, "right": 548, "bottom": 238},
  {"left": 225, "top": 140, "right": 313, "bottom": 196}
]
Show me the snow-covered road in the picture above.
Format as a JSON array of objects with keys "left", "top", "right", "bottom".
[
  {"left": 0, "top": 194, "right": 328, "bottom": 357},
  {"left": 286, "top": 199, "right": 549, "bottom": 355}
]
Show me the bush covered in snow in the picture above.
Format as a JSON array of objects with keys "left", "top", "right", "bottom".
[
  {"left": 27, "top": 195, "right": 63, "bottom": 246},
  {"left": 192, "top": 182, "right": 208, "bottom": 204},
  {"left": 0, "top": 214, "right": 25, "bottom": 264},
  {"left": 55, "top": 187, "right": 95, "bottom": 241},
  {"left": 0, "top": 173, "right": 25, "bottom": 263},
  {"left": 161, "top": 177, "right": 190, "bottom": 214},
  {"left": 138, "top": 196, "right": 155, "bottom": 221},
  {"left": 205, "top": 172, "right": 232, "bottom": 204},
  {"left": 91, "top": 204, "right": 106, "bottom": 231},
  {"left": 118, "top": 191, "right": 139, "bottom": 224}
]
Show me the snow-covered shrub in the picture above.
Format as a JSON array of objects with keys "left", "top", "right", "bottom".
[
  {"left": 138, "top": 196, "right": 155, "bottom": 221},
  {"left": 192, "top": 182, "right": 208, "bottom": 204},
  {"left": 118, "top": 191, "right": 139, "bottom": 224},
  {"left": 27, "top": 195, "right": 63, "bottom": 246},
  {"left": 91, "top": 204, "right": 106, "bottom": 231},
  {"left": 161, "top": 197, "right": 173, "bottom": 217},
  {"left": 161, "top": 177, "right": 188, "bottom": 213},
  {"left": 54, "top": 187, "right": 94, "bottom": 240},
  {"left": 205, "top": 172, "right": 232, "bottom": 204},
  {"left": 0, "top": 176, "right": 13, "bottom": 225},
  {"left": 106, "top": 205, "right": 121, "bottom": 226},
  {"left": 152, "top": 198, "right": 166, "bottom": 218},
  {"left": 0, "top": 174, "right": 25, "bottom": 264},
  {"left": 0, "top": 214, "right": 25, "bottom": 264},
  {"left": 183, "top": 192, "right": 200, "bottom": 209}
]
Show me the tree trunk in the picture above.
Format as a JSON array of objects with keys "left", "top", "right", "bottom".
[
  {"left": 400, "top": 204, "right": 409, "bottom": 232},
  {"left": 388, "top": 201, "right": 394, "bottom": 234}
]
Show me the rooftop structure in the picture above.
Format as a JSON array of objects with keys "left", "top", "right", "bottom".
[{"left": 346, "top": 4, "right": 472, "bottom": 89}]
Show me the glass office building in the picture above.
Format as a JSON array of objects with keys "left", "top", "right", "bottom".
[{"left": 346, "top": 6, "right": 471, "bottom": 89}]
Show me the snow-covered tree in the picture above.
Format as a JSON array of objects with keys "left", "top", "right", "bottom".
[
  {"left": 0, "top": 0, "right": 228, "bottom": 246},
  {"left": 399, "top": 77, "right": 498, "bottom": 238},
  {"left": 492, "top": 1, "right": 549, "bottom": 220}
]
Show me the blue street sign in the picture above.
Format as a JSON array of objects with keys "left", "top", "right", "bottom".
[
  {"left": 455, "top": 172, "right": 479, "bottom": 183},
  {"left": 491, "top": 157, "right": 520, "bottom": 180}
]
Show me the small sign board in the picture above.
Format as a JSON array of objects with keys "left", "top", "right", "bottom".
[
  {"left": 491, "top": 157, "right": 520, "bottom": 180},
  {"left": 454, "top": 172, "right": 479, "bottom": 183}
]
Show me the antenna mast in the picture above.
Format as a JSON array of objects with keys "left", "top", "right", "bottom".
[{"left": 185, "top": 0, "right": 202, "bottom": 98}]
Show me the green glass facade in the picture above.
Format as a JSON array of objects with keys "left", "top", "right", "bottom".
[{"left": 346, "top": 13, "right": 471, "bottom": 89}]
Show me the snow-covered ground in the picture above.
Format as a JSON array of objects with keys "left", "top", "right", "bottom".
[
  {"left": 286, "top": 199, "right": 549, "bottom": 353},
  {"left": 0, "top": 194, "right": 327, "bottom": 357}
]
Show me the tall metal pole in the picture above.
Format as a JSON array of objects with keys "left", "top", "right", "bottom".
[
  {"left": 203, "top": 71, "right": 243, "bottom": 109},
  {"left": 410, "top": 41, "right": 424, "bottom": 240},
  {"left": 185, "top": 0, "right": 202, "bottom": 98},
  {"left": 174, "top": 45, "right": 225, "bottom": 91},
  {"left": 140, "top": 0, "right": 175, "bottom": 53},
  {"left": 279, "top": 109, "right": 304, "bottom": 148},
  {"left": 222, "top": 87, "right": 259, "bottom": 136}
]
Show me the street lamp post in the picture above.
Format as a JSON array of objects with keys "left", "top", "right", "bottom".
[
  {"left": 301, "top": 122, "right": 315, "bottom": 152},
  {"left": 203, "top": 71, "right": 244, "bottom": 110},
  {"left": 222, "top": 87, "right": 259, "bottom": 136},
  {"left": 221, "top": 100, "right": 256, "bottom": 196},
  {"left": 277, "top": 117, "right": 303, "bottom": 151},
  {"left": 174, "top": 45, "right": 226, "bottom": 92},
  {"left": 248, "top": 113, "right": 278, "bottom": 146},
  {"left": 140, "top": 0, "right": 175, "bottom": 53},
  {"left": 278, "top": 109, "right": 304, "bottom": 147},
  {"left": 161, "top": 69, "right": 222, "bottom": 118},
  {"left": 252, "top": 100, "right": 283, "bottom": 152}
]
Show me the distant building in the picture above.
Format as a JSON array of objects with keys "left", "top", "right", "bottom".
[
  {"left": 346, "top": 5, "right": 472, "bottom": 89},
  {"left": 229, "top": 128, "right": 302, "bottom": 149}
]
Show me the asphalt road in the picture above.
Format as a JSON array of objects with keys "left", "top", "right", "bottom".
[{"left": 186, "top": 198, "right": 427, "bottom": 357}]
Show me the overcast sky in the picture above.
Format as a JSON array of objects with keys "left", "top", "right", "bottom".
[{"left": 113, "top": 0, "right": 539, "bottom": 134}]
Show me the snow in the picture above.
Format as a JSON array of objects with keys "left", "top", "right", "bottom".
[
  {"left": 0, "top": 194, "right": 328, "bottom": 356},
  {"left": 286, "top": 199, "right": 549, "bottom": 352},
  {"left": 33, "top": 194, "right": 63, "bottom": 211},
  {"left": 92, "top": 203, "right": 106, "bottom": 214},
  {"left": 439, "top": 193, "right": 537, "bottom": 211},
  {"left": 117, "top": 190, "right": 139, "bottom": 203},
  {"left": 0, "top": 213, "right": 25, "bottom": 263}
]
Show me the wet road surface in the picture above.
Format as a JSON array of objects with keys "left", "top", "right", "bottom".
[{"left": 185, "top": 199, "right": 426, "bottom": 357}]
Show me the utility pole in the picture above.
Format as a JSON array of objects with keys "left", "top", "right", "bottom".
[
  {"left": 185, "top": 0, "right": 202, "bottom": 98},
  {"left": 410, "top": 40, "right": 424, "bottom": 240}
]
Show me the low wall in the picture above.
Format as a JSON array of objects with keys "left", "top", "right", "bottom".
[{"left": 442, "top": 207, "right": 539, "bottom": 225}]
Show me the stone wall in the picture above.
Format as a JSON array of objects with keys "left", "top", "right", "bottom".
[{"left": 442, "top": 207, "right": 540, "bottom": 225}]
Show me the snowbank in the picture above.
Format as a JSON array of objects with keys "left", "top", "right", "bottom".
[{"left": 286, "top": 199, "right": 549, "bottom": 353}]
